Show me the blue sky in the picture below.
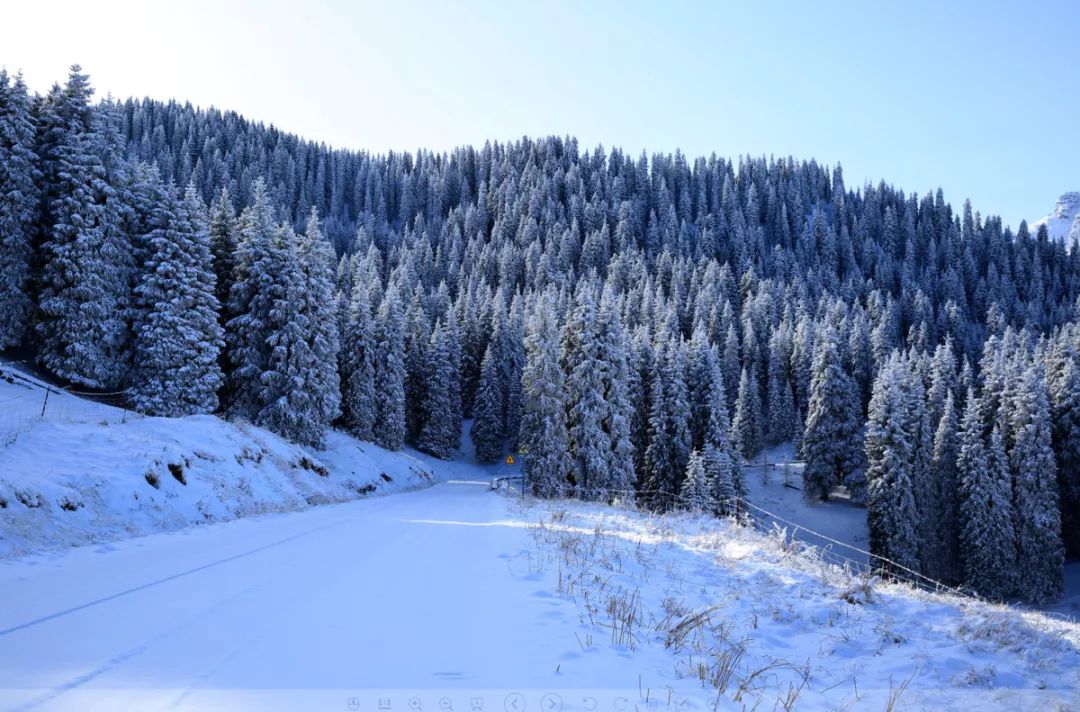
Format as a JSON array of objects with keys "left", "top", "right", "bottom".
[{"left": 3, "top": 0, "right": 1077, "bottom": 227}]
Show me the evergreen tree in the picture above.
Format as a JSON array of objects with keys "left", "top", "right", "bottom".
[
  {"left": 802, "top": 331, "right": 865, "bottom": 502},
  {"left": 957, "top": 392, "right": 1016, "bottom": 600},
  {"left": 417, "top": 320, "right": 461, "bottom": 459},
  {"left": 470, "top": 344, "right": 505, "bottom": 463},
  {"left": 340, "top": 273, "right": 378, "bottom": 440},
  {"left": 520, "top": 290, "right": 571, "bottom": 498},
  {"left": 295, "top": 209, "right": 342, "bottom": 439},
  {"left": 225, "top": 179, "right": 279, "bottom": 419},
  {"left": 0, "top": 70, "right": 40, "bottom": 348},
  {"left": 1048, "top": 346, "right": 1080, "bottom": 557},
  {"left": 208, "top": 187, "right": 239, "bottom": 319},
  {"left": 928, "top": 392, "right": 961, "bottom": 582},
  {"left": 732, "top": 367, "right": 763, "bottom": 458},
  {"left": 678, "top": 449, "right": 712, "bottom": 513},
  {"left": 643, "top": 338, "right": 692, "bottom": 509},
  {"left": 1007, "top": 364, "right": 1064, "bottom": 602},
  {"left": 864, "top": 356, "right": 920, "bottom": 575},
  {"left": 703, "top": 443, "right": 738, "bottom": 515},
  {"left": 36, "top": 77, "right": 133, "bottom": 388},
  {"left": 129, "top": 183, "right": 224, "bottom": 416},
  {"left": 373, "top": 289, "right": 407, "bottom": 450}
]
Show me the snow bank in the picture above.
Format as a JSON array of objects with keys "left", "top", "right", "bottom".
[
  {"left": 516, "top": 498, "right": 1080, "bottom": 710},
  {"left": 0, "top": 373, "right": 440, "bottom": 558}
]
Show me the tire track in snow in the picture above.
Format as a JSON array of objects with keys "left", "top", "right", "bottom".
[{"left": 0, "top": 511, "right": 360, "bottom": 639}]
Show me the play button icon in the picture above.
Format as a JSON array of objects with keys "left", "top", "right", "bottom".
[{"left": 504, "top": 693, "right": 526, "bottom": 712}]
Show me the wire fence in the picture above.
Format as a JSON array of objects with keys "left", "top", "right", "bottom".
[
  {"left": 503, "top": 469, "right": 975, "bottom": 602},
  {"left": 0, "top": 365, "right": 140, "bottom": 447}
]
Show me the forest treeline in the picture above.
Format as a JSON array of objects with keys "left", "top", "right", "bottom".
[{"left": 0, "top": 66, "right": 1076, "bottom": 602}]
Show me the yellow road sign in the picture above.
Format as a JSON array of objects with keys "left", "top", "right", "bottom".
[{"left": 505, "top": 455, "right": 515, "bottom": 465}]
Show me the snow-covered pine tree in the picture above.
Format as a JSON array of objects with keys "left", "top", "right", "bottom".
[
  {"left": 732, "top": 366, "right": 763, "bottom": 458},
  {"left": 129, "top": 182, "right": 224, "bottom": 416},
  {"left": 702, "top": 443, "right": 737, "bottom": 515},
  {"left": 957, "top": 391, "right": 1016, "bottom": 600},
  {"left": 802, "top": 330, "right": 865, "bottom": 502},
  {"left": 901, "top": 352, "right": 935, "bottom": 574},
  {"left": 520, "top": 290, "right": 571, "bottom": 498},
  {"left": 208, "top": 187, "right": 238, "bottom": 319},
  {"left": 296, "top": 209, "right": 342, "bottom": 437},
  {"left": 928, "top": 391, "right": 961, "bottom": 582},
  {"left": 643, "top": 336, "right": 692, "bottom": 509},
  {"left": 36, "top": 91, "right": 133, "bottom": 388},
  {"left": 404, "top": 291, "right": 432, "bottom": 443},
  {"left": 470, "top": 343, "right": 505, "bottom": 463},
  {"left": 864, "top": 355, "right": 920, "bottom": 575},
  {"left": 591, "top": 285, "right": 637, "bottom": 500},
  {"left": 340, "top": 271, "right": 378, "bottom": 440},
  {"left": 225, "top": 179, "right": 279, "bottom": 420},
  {"left": 1049, "top": 347, "right": 1080, "bottom": 557},
  {"left": 1006, "top": 364, "right": 1064, "bottom": 602},
  {"left": 253, "top": 223, "right": 321, "bottom": 445},
  {"left": 0, "top": 70, "right": 41, "bottom": 349},
  {"left": 417, "top": 320, "right": 461, "bottom": 459},
  {"left": 373, "top": 289, "right": 407, "bottom": 450},
  {"left": 503, "top": 294, "right": 526, "bottom": 450},
  {"left": 678, "top": 449, "right": 712, "bottom": 513},
  {"left": 443, "top": 307, "right": 465, "bottom": 448}
]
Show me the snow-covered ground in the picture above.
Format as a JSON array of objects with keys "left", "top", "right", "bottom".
[
  {"left": 2, "top": 377, "right": 1079, "bottom": 710},
  {"left": 2, "top": 477, "right": 1078, "bottom": 711},
  {"left": 742, "top": 442, "right": 870, "bottom": 566},
  {"left": 0, "top": 362, "right": 519, "bottom": 559}
]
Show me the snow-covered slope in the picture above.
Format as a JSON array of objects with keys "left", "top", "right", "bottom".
[
  {"left": 1, "top": 480, "right": 1077, "bottom": 711},
  {"left": 0, "top": 364, "right": 451, "bottom": 558},
  {"left": 1032, "top": 192, "right": 1080, "bottom": 246}
]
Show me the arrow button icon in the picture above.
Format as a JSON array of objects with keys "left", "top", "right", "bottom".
[{"left": 540, "top": 694, "right": 562, "bottom": 712}]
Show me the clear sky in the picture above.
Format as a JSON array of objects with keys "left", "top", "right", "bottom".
[{"left": 3, "top": 0, "right": 1077, "bottom": 228}]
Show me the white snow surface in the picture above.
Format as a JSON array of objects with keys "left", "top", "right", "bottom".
[
  {"left": 1032, "top": 191, "right": 1080, "bottom": 247},
  {"left": 2, "top": 380, "right": 1079, "bottom": 710},
  {"left": 2, "top": 480, "right": 1078, "bottom": 711},
  {"left": 0, "top": 364, "right": 461, "bottom": 559}
]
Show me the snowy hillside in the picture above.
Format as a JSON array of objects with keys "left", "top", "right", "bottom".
[
  {"left": 1032, "top": 192, "right": 1080, "bottom": 246},
  {"left": 0, "top": 363, "right": 451, "bottom": 558}
]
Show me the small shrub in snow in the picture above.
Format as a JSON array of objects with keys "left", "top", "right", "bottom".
[
  {"left": 14, "top": 489, "right": 44, "bottom": 508},
  {"left": 838, "top": 573, "right": 879, "bottom": 605},
  {"left": 58, "top": 495, "right": 82, "bottom": 512},
  {"left": 144, "top": 471, "right": 160, "bottom": 489},
  {"left": 297, "top": 456, "right": 329, "bottom": 477}
]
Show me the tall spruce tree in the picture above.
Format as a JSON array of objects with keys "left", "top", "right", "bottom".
[
  {"left": 520, "top": 290, "right": 571, "bottom": 498},
  {"left": 732, "top": 366, "right": 763, "bottom": 458},
  {"left": 470, "top": 344, "right": 505, "bottom": 463},
  {"left": 417, "top": 320, "right": 461, "bottom": 459},
  {"left": 340, "top": 272, "right": 378, "bottom": 440},
  {"left": 864, "top": 355, "right": 920, "bottom": 575},
  {"left": 1006, "top": 364, "right": 1064, "bottom": 602},
  {"left": 225, "top": 179, "right": 279, "bottom": 419},
  {"left": 0, "top": 70, "right": 40, "bottom": 348},
  {"left": 957, "top": 391, "right": 1016, "bottom": 600},
  {"left": 36, "top": 73, "right": 133, "bottom": 388},
  {"left": 129, "top": 183, "right": 224, "bottom": 416},
  {"left": 802, "top": 331, "right": 865, "bottom": 502},
  {"left": 373, "top": 289, "right": 407, "bottom": 450}
]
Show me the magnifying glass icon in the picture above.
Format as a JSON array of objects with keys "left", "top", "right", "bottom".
[
  {"left": 440, "top": 698, "right": 454, "bottom": 711},
  {"left": 409, "top": 698, "right": 423, "bottom": 711}
]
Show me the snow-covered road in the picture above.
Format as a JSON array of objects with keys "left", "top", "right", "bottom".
[{"left": 0, "top": 477, "right": 710, "bottom": 712}]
